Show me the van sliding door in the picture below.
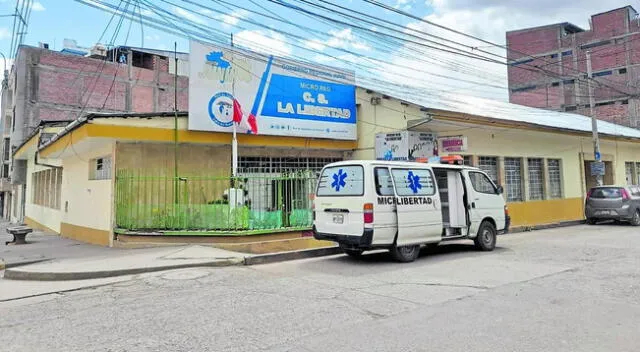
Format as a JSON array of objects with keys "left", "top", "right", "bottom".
[{"left": 391, "top": 168, "right": 443, "bottom": 246}]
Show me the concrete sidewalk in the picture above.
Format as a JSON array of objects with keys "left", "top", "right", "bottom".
[
  {"left": 1, "top": 224, "right": 117, "bottom": 269},
  {"left": 3, "top": 245, "right": 245, "bottom": 281}
]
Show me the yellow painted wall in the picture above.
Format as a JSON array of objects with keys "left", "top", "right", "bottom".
[
  {"left": 60, "top": 142, "right": 115, "bottom": 246},
  {"left": 24, "top": 153, "right": 62, "bottom": 233},
  {"left": 354, "top": 88, "right": 640, "bottom": 228}
]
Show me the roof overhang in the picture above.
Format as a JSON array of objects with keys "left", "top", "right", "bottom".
[{"left": 39, "top": 115, "right": 357, "bottom": 159}]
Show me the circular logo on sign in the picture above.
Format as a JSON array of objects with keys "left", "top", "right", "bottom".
[{"left": 208, "top": 92, "right": 235, "bottom": 127}]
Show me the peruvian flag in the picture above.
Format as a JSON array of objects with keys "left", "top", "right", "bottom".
[{"left": 232, "top": 98, "right": 258, "bottom": 135}]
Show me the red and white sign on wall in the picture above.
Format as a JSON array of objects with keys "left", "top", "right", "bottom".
[{"left": 438, "top": 136, "right": 468, "bottom": 153}]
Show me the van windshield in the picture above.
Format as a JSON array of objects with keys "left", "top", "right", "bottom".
[{"left": 317, "top": 165, "right": 364, "bottom": 196}]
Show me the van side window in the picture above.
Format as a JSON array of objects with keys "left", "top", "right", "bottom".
[
  {"left": 469, "top": 171, "right": 497, "bottom": 194},
  {"left": 391, "top": 169, "right": 436, "bottom": 196},
  {"left": 374, "top": 168, "right": 394, "bottom": 196}
]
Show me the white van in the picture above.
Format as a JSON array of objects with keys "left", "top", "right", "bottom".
[{"left": 313, "top": 160, "right": 510, "bottom": 262}]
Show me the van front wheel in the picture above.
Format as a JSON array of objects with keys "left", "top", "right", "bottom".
[
  {"left": 474, "top": 221, "right": 497, "bottom": 251},
  {"left": 390, "top": 244, "right": 420, "bottom": 262}
]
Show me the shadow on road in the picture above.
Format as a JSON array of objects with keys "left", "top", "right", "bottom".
[{"left": 290, "top": 242, "right": 511, "bottom": 276}]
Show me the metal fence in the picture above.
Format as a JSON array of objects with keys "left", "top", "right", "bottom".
[{"left": 115, "top": 169, "right": 318, "bottom": 232}]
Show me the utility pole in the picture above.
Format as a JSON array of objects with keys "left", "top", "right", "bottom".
[
  {"left": 586, "top": 51, "right": 603, "bottom": 186},
  {"left": 173, "top": 42, "right": 179, "bottom": 204}
]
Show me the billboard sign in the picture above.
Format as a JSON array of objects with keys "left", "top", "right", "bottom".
[{"left": 188, "top": 41, "right": 357, "bottom": 140}]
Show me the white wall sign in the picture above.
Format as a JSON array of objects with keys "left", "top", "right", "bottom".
[
  {"left": 375, "top": 131, "right": 437, "bottom": 161},
  {"left": 188, "top": 41, "right": 357, "bottom": 140}
]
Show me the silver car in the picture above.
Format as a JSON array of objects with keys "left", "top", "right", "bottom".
[{"left": 585, "top": 185, "right": 640, "bottom": 226}]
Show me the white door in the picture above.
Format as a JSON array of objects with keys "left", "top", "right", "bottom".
[
  {"left": 315, "top": 165, "right": 366, "bottom": 236},
  {"left": 371, "top": 167, "right": 397, "bottom": 245},
  {"left": 466, "top": 170, "right": 506, "bottom": 234},
  {"left": 391, "top": 167, "right": 442, "bottom": 246}
]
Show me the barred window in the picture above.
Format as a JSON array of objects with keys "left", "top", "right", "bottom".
[
  {"left": 31, "top": 168, "right": 62, "bottom": 209},
  {"left": 90, "top": 156, "right": 112, "bottom": 180},
  {"left": 462, "top": 155, "right": 473, "bottom": 166},
  {"left": 239, "top": 156, "right": 342, "bottom": 175},
  {"left": 504, "top": 157, "right": 523, "bottom": 202},
  {"left": 547, "top": 159, "right": 562, "bottom": 199},
  {"left": 625, "top": 162, "right": 634, "bottom": 185},
  {"left": 477, "top": 156, "right": 498, "bottom": 185},
  {"left": 528, "top": 158, "right": 545, "bottom": 200}
]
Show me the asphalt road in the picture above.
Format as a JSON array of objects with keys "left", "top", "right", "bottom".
[{"left": 2, "top": 224, "right": 640, "bottom": 352}]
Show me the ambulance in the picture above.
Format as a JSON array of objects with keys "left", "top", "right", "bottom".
[{"left": 313, "top": 156, "right": 510, "bottom": 262}]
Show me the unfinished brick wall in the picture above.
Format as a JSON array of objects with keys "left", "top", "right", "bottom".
[
  {"left": 507, "top": 6, "right": 640, "bottom": 128},
  {"left": 28, "top": 46, "right": 188, "bottom": 125}
]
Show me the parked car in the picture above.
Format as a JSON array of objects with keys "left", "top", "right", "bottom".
[{"left": 585, "top": 185, "right": 640, "bottom": 226}]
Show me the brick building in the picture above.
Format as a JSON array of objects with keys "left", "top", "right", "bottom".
[
  {"left": 507, "top": 6, "right": 640, "bottom": 128},
  {"left": 0, "top": 44, "right": 189, "bottom": 221}
]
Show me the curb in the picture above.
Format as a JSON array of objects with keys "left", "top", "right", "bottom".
[
  {"left": 244, "top": 246, "right": 342, "bottom": 266},
  {"left": 507, "top": 220, "right": 585, "bottom": 234},
  {"left": 3, "top": 257, "right": 244, "bottom": 281}
]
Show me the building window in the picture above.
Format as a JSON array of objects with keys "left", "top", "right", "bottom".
[
  {"left": 528, "top": 158, "right": 545, "bottom": 200},
  {"left": 547, "top": 159, "right": 562, "bottom": 199},
  {"left": 593, "top": 70, "right": 612, "bottom": 77},
  {"left": 551, "top": 82, "right": 560, "bottom": 87},
  {"left": 619, "top": 68, "right": 627, "bottom": 74},
  {"left": 462, "top": 155, "right": 473, "bottom": 166},
  {"left": 565, "top": 106, "right": 577, "bottom": 112},
  {"left": 511, "top": 85, "right": 536, "bottom": 93},
  {"left": 3, "top": 138, "right": 9, "bottom": 161},
  {"left": 31, "top": 168, "right": 62, "bottom": 209},
  {"left": 563, "top": 79, "right": 575, "bottom": 84},
  {"left": 580, "top": 40, "right": 611, "bottom": 49},
  {"left": 562, "top": 50, "right": 573, "bottom": 56},
  {"left": 636, "top": 163, "right": 640, "bottom": 185},
  {"left": 550, "top": 53, "right": 558, "bottom": 59},
  {"left": 625, "top": 162, "right": 634, "bottom": 185},
  {"left": 477, "top": 156, "right": 498, "bottom": 185},
  {"left": 2, "top": 164, "right": 8, "bottom": 178},
  {"left": 622, "top": 99, "right": 629, "bottom": 105},
  {"left": 504, "top": 157, "right": 523, "bottom": 202},
  {"left": 239, "top": 156, "right": 342, "bottom": 176},
  {"left": 90, "top": 156, "right": 112, "bottom": 180},
  {"left": 509, "top": 58, "right": 534, "bottom": 66},
  {"left": 595, "top": 101, "right": 615, "bottom": 107}
]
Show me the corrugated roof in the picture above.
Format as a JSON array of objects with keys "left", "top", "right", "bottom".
[{"left": 367, "top": 85, "right": 640, "bottom": 140}]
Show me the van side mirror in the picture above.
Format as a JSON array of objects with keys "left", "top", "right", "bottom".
[{"left": 496, "top": 185, "right": 504, "bottom": 195}]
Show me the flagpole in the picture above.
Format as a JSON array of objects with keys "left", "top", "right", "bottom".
[{"left": 231, "top": 33, "right": 238, "bottom": 178}]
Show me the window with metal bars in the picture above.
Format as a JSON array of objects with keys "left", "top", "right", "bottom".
[
  {"left": 528, "top": 158, "right": 545, "bottom": 200},
  {"left": 31, "top": 168, "right": 62, "bottom": 209},
  {"left": 625, "top": 162, "right": 634, "bottom": 185},
  {"left": 462, "top": 155, "right": 473, "bottom": 166},
  {"left": 238, "top": 156, "right": 342, "bottom": 175},
  {"left": 504, "top": 158, "right": 523, "bottom": 202},
  {"left": 90, "top": 156, "right": 112, "bottom": 180},
  {"left": 547, "top": 159, "right": 562, "bottom": 199},
  {"left": 477, "top": 156, "right": 498, "bottom": 185}
]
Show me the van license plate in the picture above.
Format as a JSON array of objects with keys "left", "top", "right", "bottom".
[{"left": 333, "top": 214, "right": 344, "bottom": 224}]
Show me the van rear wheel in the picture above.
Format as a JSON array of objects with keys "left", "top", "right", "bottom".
[
  {"left": 474, "top": 221, "right": 497, "bottom": 251},
  {"left": 390, "top": 244, "right": 420, "bottom": 262}
]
